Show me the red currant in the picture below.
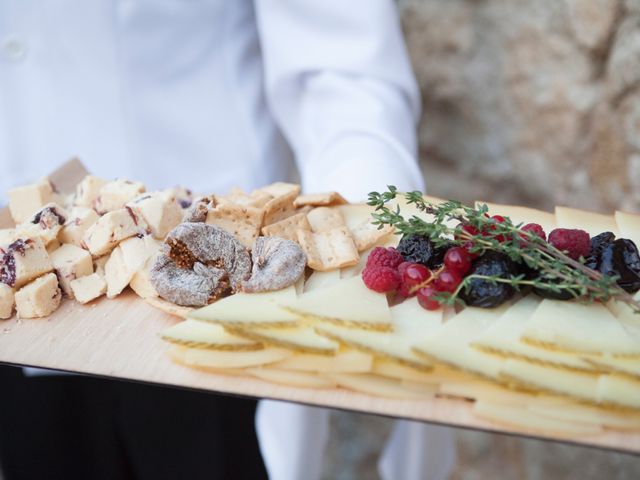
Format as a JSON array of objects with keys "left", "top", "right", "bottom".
[
  {"left": 433, "top": 269, "right": 462, "bottom": 293},
  {"left": 444, "top": 247, "right": 472, "bottom": 275},
  {"left": 461, "top": 241, "right": 480, "bottom": 259},
  {"left": 484, "top": 214, "right": 506, "bottom": 242},
  {"left": 521, "top": 223, "right": 546, "bottom": 241},
  {"left": 455, "top": 223, "right": 480, "bottom": 240},
  {"left": 417, "top": 286, "right": 440, "bottom": 310},
  {"left": 399, "top": 263, "right": 432, "bottom": 296}
]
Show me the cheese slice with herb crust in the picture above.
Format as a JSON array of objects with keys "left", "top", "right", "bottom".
[
  {"left": 161, "top": 319, "right": 262, "bottom": 351},
  {"left": 282, "top": 276, "right": 393, "bottom": 331},
  {"left": 314, "top": 297, "right": 442, "bottom": 370},
  {"left": 472, "top": 297, "right": 599, "bottom": 372},
  {"left": 521, "top": 299, "right": 640, "bottom": 356},
  {"left": 188, "top": 286, "right": 299, "bottom": 328}
]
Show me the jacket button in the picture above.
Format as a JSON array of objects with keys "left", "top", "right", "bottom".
[{"left": 2, "top": 36, "right": 27, "bottom": 62}]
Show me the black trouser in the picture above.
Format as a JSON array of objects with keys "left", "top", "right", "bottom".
[{"left": 0, "top": 366, "right": 267, "bottom": 480}]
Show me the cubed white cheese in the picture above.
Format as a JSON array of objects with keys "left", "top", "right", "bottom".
[
  {"left": 59, "top": 207, "right": 99, "bottom": 247},
  {"left": 0, "top": 238, "right": 53, "bottom": 288},
  {"left": 104, "top": 246, "right": 131, "bottom": 298},
  {"left": 50, "top": 244, "right": 93, "bottom": 297},
  {"left": 46, "top": 239, "right": 62, "bottom": 254},
  {"left": 0, "top": 283, "right": 15, "bottom": 319},
  {"left": 74, "top": 175, "right": 108, "bottom": 208},
  {"left": 15, "top": 273, "right": 62, "bottom": 318},
  {"left": 16, "top": 203, "right": 68, "bottom": 246},
  {"left": 0, "top": 229, "right": 16, "bottom": 247},
  {"left": 93, "top": 254, "right": 109, "bottom": 278},
  {"left": 95, "top": 179, "right": 146, "bottom": 214},
  {"left": 129, "top": 256, "right": 159, "bottom": 299},
  {"left": 83, "top": 208, "right": 148, "bottom": 257},
  {"left": 8, "top": 179, "right": 55, "bottom": 224},
  {"left": 69, "top": 273, "right": 107, "bottom": 304},
  {"left": 128, "top": 191, "right": 183, "bottom": 239}
]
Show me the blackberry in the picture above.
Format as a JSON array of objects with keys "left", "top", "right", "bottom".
[
  {"left": 459, "top": 251, "right": 522, "bottom": 308},
  {"left": 396, "top": 234, "right": 451, "bottom": 269}
]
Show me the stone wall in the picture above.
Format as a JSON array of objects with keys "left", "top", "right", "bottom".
[{"left": 399, "top": 0, "right": 640, "bottom": 213}]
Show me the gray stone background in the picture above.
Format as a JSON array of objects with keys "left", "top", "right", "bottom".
[{"left": 323, "top": 1, "right": 640, "bottom": 478}]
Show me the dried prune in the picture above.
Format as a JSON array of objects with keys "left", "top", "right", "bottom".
[
  {"left": 397, "top": 234, "right": 450, "bottom": 269},
  {"left": 459, "top": 251, "right": 522, "bottom": 308},
  {"left": 595, "top": 239, "right": 640, "bottom": 293},
  {"left": 585, "top": 231, "right": 616, "bottom": 270}
]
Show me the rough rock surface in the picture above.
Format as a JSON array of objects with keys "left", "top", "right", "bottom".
[{"left": 399, "top": 0, "right": 640, "bottom": 213}]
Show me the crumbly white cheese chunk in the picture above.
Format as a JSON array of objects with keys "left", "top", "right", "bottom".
[
  {"left": 95, "top": 179, "right": 146, "bottom": 214},
  {"left": 70, "top": 273, "right": 107, "bottom": 304},
  {"left": 16, "top": 203, "right": 68, "bottom": 246},
  {"left": 0, "top": 283, "right": 15, "bottom": 319},
  {"left": 128, "top": 191, "right": 183, "bottom": 239},
  {"left": 0, "top": 238, "right": 54, "bottom": 288},
  {"left": 73, "top": 175, "right": 108, "bottom": 208},
  {"left": 83, "top": 208, "right": 148, "bottom": 257},
  {"left": 15, "top": 272, "right": 62, "bottom": 318},
  {"left": 50, "top": 244, "right": 93, "bottom": 297},
  {"left": 59, "top": 207, "right": 99, "bottom": 247},
  {"left": 8, "top": 179, "right": 55, "bottom": 224}
]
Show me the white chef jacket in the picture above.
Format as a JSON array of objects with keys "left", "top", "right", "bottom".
[{"left": 0, "top": 1, "right": 454, "bottom": 479}]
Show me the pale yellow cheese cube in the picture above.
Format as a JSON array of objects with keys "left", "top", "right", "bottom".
[
  {"left": 50, "top": 244, "right": 93, "bottom": 297},
  {"left": 15, "top": 273, "right": 62, "bottom": 318},
  {"left": 70, "top": 273, "right": 107, "bottom": 304},
  {"left": 104, "top": 235, "right": 160, "bottom": 298},
  {"left": 74, "top": 175, "right": 108, "bottom": 208},
  {"left": 95, "top": 179, "right": 146, "bottom": 214},
  {"left": 59, "top": 207, "right": 99, "bottom": 246},
  {"left": 83, "top": 208, "right": 148, "bottom": 257},
  {"left": 0, "top": 238, "right": 53, "bottom": 288},
  {"left": 128, "top": 191, "right": 183, "bottom": 239},
  {"left": 0, "top": 284, "right": 15, "bottom": 319},
  {"left": 8, "top": 179, "right": 55, "bottom": 223},
  {"left": 16, "top": 203, "right": 68, "bottom": 246},
  {"left": 104, "top": 247, "right": 131, "bottom": 298}
]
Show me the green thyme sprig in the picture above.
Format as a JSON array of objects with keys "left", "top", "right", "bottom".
[{"left": 368, "top": 186, "right": 640, "bottom": 313}]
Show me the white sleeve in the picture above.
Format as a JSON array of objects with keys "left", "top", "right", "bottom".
[{"left": 254, "top": 0, "right": 424, "bottom": 202}]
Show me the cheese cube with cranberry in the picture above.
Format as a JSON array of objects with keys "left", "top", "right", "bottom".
[
  {"left": 95, "top": 179, "right": 146, "bottom": 214},
  {"left": 0, "top": 238, "right": 53, "bottom": 288},
  {"left": 0, "top": 284, "right": 15, "bottom": 319},
  {"left": 70, "top": 273, "right": 107, "bottom": 304},
  {"left": 128, "top": 191, "right": 183, "bottom": 239},
  {"left": 8, "top": 179, "right": 55, "bottom": 223},
  {"left": 74, "top": 175, "right": 108, "bottom": 208},
  {"left": 50, "top": 244, "right": 93, "bottom": 297},
  {"left": 59, "top": 207, "right": 99, "bottom": 247},
  {"left": 16, "top": 203, "right": 68, "bottom": 246},
  {"left": 83, "top": 208, "right": 148, "bottom": 257},
  {"left": 15, "top": 273, "right": 62, "bottom": 318}
]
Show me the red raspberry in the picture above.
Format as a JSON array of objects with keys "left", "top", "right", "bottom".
[
  {"left": 362, "top": 266, "right": 401, "bottom": 293},
  {"left": 521, "top": 223, "right": 547, "bottom": 241},
  {"left": 366, "top": 246, "right": 404, "bottom": 269},
  {"left": 417, "top": 286, "right": 441, "bottom": 310},
  {"left": 548, "top": 228, "right": 591, "bottom": 260}
]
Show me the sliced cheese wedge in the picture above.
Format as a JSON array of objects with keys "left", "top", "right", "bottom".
[
  {"left": 189, "top": 286, "right": 299, "bottom": 328},
  {"left": 169, "top": 345, "right": 291, "bottom": 369},
  {"left": 555, "top": 206, "right": 619, "bottom": 237},
  {"left": 522, "top": 299, "right": 640, "bottom": 356},
  {"left": 473, "top": 401, "right": 603, "bottom": 436},
  {"left": 245, "top": 367, "right": 337, "bottom": 389},
  {"left": 615, "top": 211, "right": 640, "bottom": 246},
  {"left": 314, "top": 297, "right": 442, "bottom": 370},
  {"left": 439, "top": 381, "right": 545, "bottom": 406},
  {"left": 304, "top": 269, "right": 342, "bottom": 293},
  {"left": 225, "top": 326, "right": 339, "bottom": 355},
  {"left": 476, "top": 202, "right": 556, "bottom": 234},
  {"left": 161, "top": 319, "right": 262, "bottom": 351},
  {"left": 373, "top": 359, "right": 441, "bottom": 383},
  {"left": 597, "top": 374, "right": 640, "bottom": 409},
  {"left": 413, "top": 305, "right": 509, "bottom": 381},
  {"left": 326, "top": 373, "right": 432, "bottom": 400},
  {"left": 283, "top": 276, "right": 393, "bottom": 331},
  {"left": 585, "top": 355, "right": 640, "bottom": 380},
  {"left": 472, "top": 297, "right": 598, "bottom": 372},
  {"left": 271, "top": 349, "right": 373, "bottom": 373},
  {"left": 528, "top": 402, "right": 640, "bottom": 430},
  {"left": 500, "top": 358, "right": 600, "bottom": 402}
]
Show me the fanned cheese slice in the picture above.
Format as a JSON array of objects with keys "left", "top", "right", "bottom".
[
  {"left": 161, "top": 319, "right": 262, "bottom": 351},
  {"left": 413, "top": 306, "right": 509, "bottom": 381},
  {"left": 225, "top": 326, "right": 339, "bottom": 355},
  {"left": 283, "top": 276, "right": 393, "bottom": 331},
  {"left": 522, "top": 300, "right": 640, "bottom": 355},
  {"left": 473, "top": 401, "right": 603, "bottom": 436},
  {"left": 438, "top": 381, "right": 562, "bottom": 406},
  {"left": 327, "top": 373, "right": 433, "bottom": 400},
  {"left": 528, "top": 402, "right": 640, "bottom": 430},
  {"left": 272, "top": 349, "right": 373, "bottom": 373},
  {"left": 615, "top": 211, "right": 640, "bottom": 245},
  {"left": 245, "top": 367, "right": 337, "bottom": 389},
  {"left": 189, "top": 286, "right": 299, "bottom": 328},
  {"left": 585, "top": 355, "right": 640, "bottom": 380},
  {"left": 472, "top": 297, "right": 598, "bottom": 372},
  {"left": 373, "top": 359, "right": 441, "bottom": 383},
  {"left": 314, "top": 297, "right": 442, "bottom": 370},
  {"left": 476, "top": 202, "right": 556, "bottom": 234},
  {"left": 169, "top": 344, "right": 291, "bottom": 369},
  {"left": 555, "top": 206, "right": 619, "bottom": 236},
  {"left": 304, "top": 269, "right": 342, "bottom": 293},
  {"left": 597, "top": 374, "right": 640, "bottom": 409},
  {"left": 500, "top": 358, "right": 600, "bottom": 402}
]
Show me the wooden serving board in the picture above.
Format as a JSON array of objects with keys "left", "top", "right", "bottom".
[{"left": 1, "top": 289, "right": 640, "bottom": 455}]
